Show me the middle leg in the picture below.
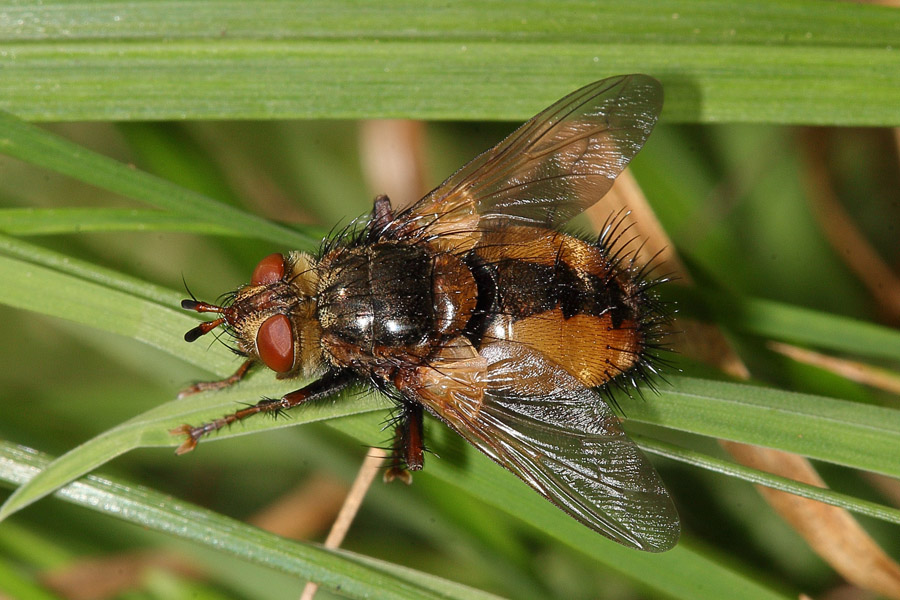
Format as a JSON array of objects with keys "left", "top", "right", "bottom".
[{"left": 384, "top": 401, "right": 425, "bottom": 484}]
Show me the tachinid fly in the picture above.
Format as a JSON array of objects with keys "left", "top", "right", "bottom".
[{"left": 178, "top": 74, "right": 679, "bottom": 552}]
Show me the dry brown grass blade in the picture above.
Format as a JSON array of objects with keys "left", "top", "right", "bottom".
[
  {"left": 599, "top": 168, "right": 900, "bottom": 597},
  {"left": 359, "top": 120, "right": 429, "bottom": 209},
  {"left": 769, "top": 341, "right": 900, "bottom": 395},
  {"left": 249, "top": 472, "right": 349, "bottom": 539},
  {"left": 320, "top": 448, "right": 388, "bottom": 549},
  {"left": 41, "top": 551, "right": 202, "bottom": 600},
  {"left": 723, "top": 442, "right": 900, "bottom": 599},
  {"left": 865, "top": 472, "right": 900, "bottom": 509},
  {"left": 300, "top": 448, "right": 388, "bottom": 600},
  {"left": 799, "top": 128, "right": 900, "bottom": 324}
]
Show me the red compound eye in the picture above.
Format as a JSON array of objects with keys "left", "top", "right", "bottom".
[
  {"left": 251, "top": 253, "right": 285, "bottom": 286},
  {"left": 256, "top": 314, "right": 294, "bottom": 373}
]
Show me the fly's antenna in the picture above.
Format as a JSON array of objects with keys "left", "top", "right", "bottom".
[{"left": 181, "top": 299, "right": 229, "bottom": 342}]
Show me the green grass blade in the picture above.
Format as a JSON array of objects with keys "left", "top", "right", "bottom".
[
  {"left": 0, "top": 233, "right": 183, "bottom": 306},
  {"left": 3, "top": 0, "right": 897, "bottom": 46},
  {"left": 0, "top": 112, "right": 316, "bottom": 248},
  {"left": 0, "top": 374, "right": 389, "bottom": 521},
  {"left": 670, "top": 286, "right": 900, "bottom": 363},
  {"left": 730, "top": 296, "right": 900, "bottom": 362},
  {"left": 0, "top": 1, "right": 899, "bottom": 124},
  {"left": 636, "top": 436, "right": 900, "bottom": 526},
  {"left": 633, "top": 376, "right": 900, "bottom": 478},
  {"left": 0, "top": 251, "right": 230, "bottom": 374},
  {"left": 0, "top": 207, "right": 241, "bottom": 236},
  {"left": 0, "top": 442, "right": 503, "bottom": 600}
]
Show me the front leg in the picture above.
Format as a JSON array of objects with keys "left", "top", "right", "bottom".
[
  {"left": 178, "top": 359, "right": 255, "bottom": 398},
  {"left": 171, "top": 369, "right": 355, "bottom": 455}
]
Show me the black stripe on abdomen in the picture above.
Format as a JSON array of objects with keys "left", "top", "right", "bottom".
[{"left": 494, "top": 257, "right": 631, "bottom": 327}]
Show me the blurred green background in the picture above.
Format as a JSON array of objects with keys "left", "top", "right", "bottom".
[{"left": 2, "top": 2, "right": 900, "bottom": 599}]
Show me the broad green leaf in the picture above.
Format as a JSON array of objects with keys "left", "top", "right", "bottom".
[{"left": 0, "top": 1, "right": 899, "bottom": 124}]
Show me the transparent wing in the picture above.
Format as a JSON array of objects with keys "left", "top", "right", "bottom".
[
  {"left": 414, "top": 339, "right": 679, "bottom": 552},
  {"left": 383, "top": 74, "right": 662, "bottom": 247}
]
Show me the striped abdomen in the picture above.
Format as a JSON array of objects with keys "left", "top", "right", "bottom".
[{"left": 468, "top": 226, "right": 649, "bottom": 388}]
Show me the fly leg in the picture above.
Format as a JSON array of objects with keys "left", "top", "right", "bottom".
[
  {"left": 178, "top": 360, "right": 255, "bottom": 398},
  {"left": 384, "top": 401, "right": 425, "bottom": 484},
  {"left": 171, "top": 370, "right": 354, "bottom": 455}
]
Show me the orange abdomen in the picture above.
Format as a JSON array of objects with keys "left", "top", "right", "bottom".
[{"left": 468, "top": 226, "right": 648, "bottom": 388}]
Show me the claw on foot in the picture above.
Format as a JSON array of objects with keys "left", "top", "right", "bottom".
[
  {"left": 383, "top": 467, "right": 412, "bottom": 485},
  {"left": 176, "top": 385, "right": 202, "bottom": 400},
  {"left": 177, "top": 378, "right": 235, "bottom": 399},
  {"left": 170, "top": 424, "right": 200, "bottom": 455}
]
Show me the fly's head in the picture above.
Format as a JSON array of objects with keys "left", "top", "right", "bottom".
[{"left": 182, "top": 251, "right": 321, "bottom": 376}]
